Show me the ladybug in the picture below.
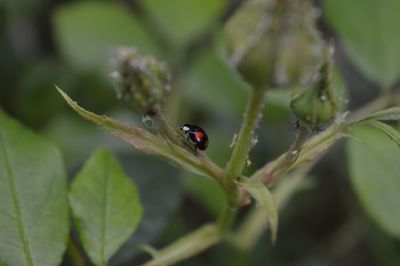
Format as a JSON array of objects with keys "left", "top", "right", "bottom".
[{"left": 180, "top": 124, "right": 209, "bottom": 153}]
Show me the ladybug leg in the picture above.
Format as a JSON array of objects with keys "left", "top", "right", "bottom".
[{"left": 185, "top": 135, "right": 196, "bottom": 154}]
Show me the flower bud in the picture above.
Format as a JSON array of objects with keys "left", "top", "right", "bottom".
[
  {"left": 290, "top": 46, "right": 339, "bottom": 128},
  {"left": 224, "top": 0, "right": 322, "bottom": 90},
  {"left": 110, "top": 46, "right": 171, "bottom": 113}
]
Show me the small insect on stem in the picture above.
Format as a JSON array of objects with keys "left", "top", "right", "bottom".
[{"left": 179, "top": 124, "right": 209, "bottom": 154}]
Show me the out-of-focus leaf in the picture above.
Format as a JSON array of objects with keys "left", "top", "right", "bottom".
[
  {"left": 263, "top": 90, "right": 291, "bottom": 121},
  {"left": 4, "top": 0, "right": 44, "bottom": 18},
  {"left": 141, "top": 0, "right": 227, "bottom": 47},
  {"left": 53, "top": 2, "right": 160, "bottom": 74},
  {"left": 182, "top": 49, "right": 247, "bottom": 114},
  {"left": 235, "top": 177, "right": 278, "bottom": 244},
  {"left": 14, "top": 59, "right": 76, "bottom": 126},
  {"left": 42, "top": 113, "right": 133, "bottom": 169},
  {"left": 368, "top": 120, "right": 400, "bottom": 147},
  {"left": 110, "top": 154, "right": 181, "bottom": 266},
  {"left": 347, "top": 126, "right": 400, "bottom": 239},
  {"left": 182, "top": 174, "right": 226, "bottom": 218},
  {"left": 69, "top": 149, "right": 143, "bottom": 266},
  {"left": 0, "top": 109, "right": 69, "bottom": 266},
  {"left": 324, "top": 0, "right": 400, "bottom": 87}
]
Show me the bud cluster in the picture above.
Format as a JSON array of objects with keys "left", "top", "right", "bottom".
[
  {"left": 110, "top": 47, "right": 171, "bottom": 113},
  {"left": 290, "top": 46, "right": 339, "bottom": 128},
  {"left": 224, "top": 0, "right": 323, "bottom": 90}
]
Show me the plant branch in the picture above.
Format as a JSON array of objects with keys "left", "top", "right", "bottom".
[
  {"left": 214, "top": 89, "right": 267, "bottom": 237},
  {"left": 346, "top": 90, "right": 399, "bottom": 124},
  {"left": 152, "top": 106, "right": 184, "bottom": 147},
  {"left": 264, "top": 121, "right": 308, "bottom": 182},
  {"left": 142, "top": 224, "right": 221, "bottom": 266},
  {"left": 224, "top": 89, "right": 266, "bottom": 184},
  {"left": 230, "top": 164, "right": 314, "bottom": 250},
  {"left": 57, "top": 87, "right": 225, "bottom": 183},
  {"left": 250, "top": 113, "right": 346, "bottom": 183},
  {"left": 250, "top": 90, "right": 400, "bottom": 185}
]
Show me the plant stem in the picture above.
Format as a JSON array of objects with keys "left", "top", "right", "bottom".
[
  {"left": 153, "top": 107, "right": 183, "bottom": 146},
  {"left": 251, "top": 114, "right": 345, "bottom": 183},
  {"left": 142, "top": 224, "right": 221, "bottom": 266},
  {"left": 265, "top": 121, "right": 308, "bottom": 182},
  {"left": 230, "top": 164, "right": 313, "bottom": 250},
  {"left": 217, "top": 89, "right": 266, "bottom": 232},
  {"left": 217, "top": 204, "right": 238, "bottom": 232},
  {"left": 346, "top": 90, "right": 395, "bottom": 124},
  {"left": 224, "top": 89, "right": 266, "bottom": 185}
]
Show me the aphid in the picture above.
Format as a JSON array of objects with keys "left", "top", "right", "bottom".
[{"left": 180, "top": 124, "right": 209, "bottom": 153}]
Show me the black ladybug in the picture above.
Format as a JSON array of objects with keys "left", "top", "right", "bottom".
[{"left": 180, "top": 124, "right": 209, "bottom": 153}]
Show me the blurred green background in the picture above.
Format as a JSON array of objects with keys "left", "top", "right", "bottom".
[{"left": 1, "top": 0, "right": 400, "bottom": 265}]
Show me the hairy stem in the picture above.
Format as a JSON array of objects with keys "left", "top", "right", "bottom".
[
  {"left": 265, "top": 121, "right": 308, "bottom": 183},
  {"left": 153, "top": 106, "right": 183, "bottom": 146},
  {"left": 224, "top": 89, "right": 266, "bottom": 185},
  {"left": 251, "top": 114, "right": 346, "bottom": 183},
  {"left": 218, "top": 89, "right": 267, "bottom": 233}
]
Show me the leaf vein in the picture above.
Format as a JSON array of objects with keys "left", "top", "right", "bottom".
[{"left": 0, "top": 129, "right": 34, "bottom": 266}]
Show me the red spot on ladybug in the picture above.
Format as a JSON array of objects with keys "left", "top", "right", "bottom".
[
  {"left": 180, "top": 124, "right": 209, "bottom": 153},
  {"left": 195, "top": 131, "right": 204, "bottom": 142}
]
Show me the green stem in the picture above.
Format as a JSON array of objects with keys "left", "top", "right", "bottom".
[
  {"left": 217, "top": 89, "right": 266, "bottom": 232},
  {"left": 230, "top": 164, "right": 313, "bottom": 250},
  {"left": 266, "top": 121, "right": 308, "bottom": 182},
  {"left": 153, "top": 107, "right": 183, "bottom": 146},
  {"left": 217, "top": 204, "right": 238, "bottom": 232},
  {"left": 142, "top": 224, "right": 221, "bottom": 266},
  {"left": 251, "top": 115, "right": 345, "bottom": 183},
  {"left": 347, "top": 90, "right": 400, "bottom": 124},
  {"left": 224, "top": 89, "right": 266, "bottom": 184}
]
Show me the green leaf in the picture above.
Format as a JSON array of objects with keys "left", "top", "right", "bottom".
[
  {"left": 110, "top": 154, "right": 181, "bottom": 265},
  {"left": 141, "top": 0, "right": 227, "bottom": 47},
  {"left": 235, "top": 177, "right": 278, "bottom": 244},
  {"left": 324, "top": 0, "right": 400, "bottom": 87},
  {"left": 0, "top": 110, "right": 69, "bottom": 266},
  {"left": 53, "top": 2, "right": 160, "bottom": 74},
  {"left": 57, "top": 87, "right": 225, "bottom": 181},
  {"left": 69, "top": 149, "right": 143, "bottom": 266},
  {"left": 347, "top": 125, "right": 400, "bottom": 239},
  {"left": 56, "top": 86, "right": 167, "bottom": 156},
  {"left": 368, "top": 120, "right": 400, "bottom": 147}
]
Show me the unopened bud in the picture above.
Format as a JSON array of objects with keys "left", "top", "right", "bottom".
[
  {"left": 290, "top": 45, "right": 338, "bottom": 127},
  {"left": 224, "top": 0, "right": 322, "bottom": 90},
  {"left": 110, "top": 46, "right": 171, "bottom": 113}
]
